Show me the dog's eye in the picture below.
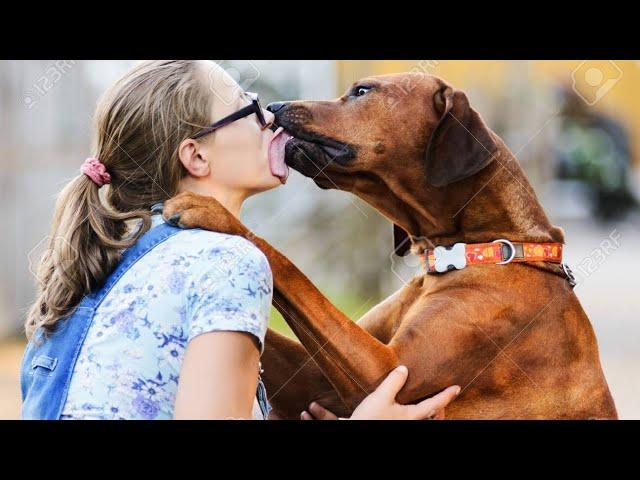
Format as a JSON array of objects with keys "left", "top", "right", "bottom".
[{"left": 354, "top": 86, "right": 372, "bottom": 97}]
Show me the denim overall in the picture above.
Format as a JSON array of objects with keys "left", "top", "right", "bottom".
[{"left": 20, "top": 218, "right": 271, "bottom": 420}]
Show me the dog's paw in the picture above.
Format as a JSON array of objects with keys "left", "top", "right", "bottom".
[{"left": 163, "top": 191, "right": 247, "bottom": 236}]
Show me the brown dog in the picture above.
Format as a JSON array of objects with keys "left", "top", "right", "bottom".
[{"left": 164, "top": 73, "right": 617, "bottom": 419}]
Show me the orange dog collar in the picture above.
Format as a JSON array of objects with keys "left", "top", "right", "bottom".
[{"left": 422, "top": 239, "right": 564, "bottom": 273}]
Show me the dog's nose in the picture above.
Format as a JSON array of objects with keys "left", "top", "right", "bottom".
[{"left": 266, "top": 102, "right": 289, "bottom": 114}]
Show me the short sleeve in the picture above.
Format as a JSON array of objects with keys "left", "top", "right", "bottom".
[{"left": 186, "top": 236, "right": 272, "bottom": 353}]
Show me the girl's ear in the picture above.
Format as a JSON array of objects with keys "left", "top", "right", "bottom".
[{"left": 178, "top": 138, "right": 211, "bottom": 178}]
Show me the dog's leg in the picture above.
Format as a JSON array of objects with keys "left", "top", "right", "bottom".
[
  {"left": 164, "top": 192, "right": 399, "bottom": 410},
  {"left": 267, "top": 282, "right": 398, "bottom": 409},
  {"left": 264, "top": 283, "right": 416, "bottom": 417},
  {"left": 262, "top": 328, "right": 350, "bottom": 419}
]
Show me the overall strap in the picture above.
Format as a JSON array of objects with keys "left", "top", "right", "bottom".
[{"left": 88, "top": 221, "right": 183, "bottom": 308}]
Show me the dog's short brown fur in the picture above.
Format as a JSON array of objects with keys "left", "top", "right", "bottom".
[{"left": 164, "top": 73, "right": 617, "bottom": 419}]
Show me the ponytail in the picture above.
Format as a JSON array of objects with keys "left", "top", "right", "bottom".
[
  {"left": 25, "top": 60, "right": 214, "bottom": 339},
  {"left": 25, "top": 173, "right": 151, "bottom": 339}
]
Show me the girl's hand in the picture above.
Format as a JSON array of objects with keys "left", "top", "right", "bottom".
[{"left": 301, "top": 366, "right": 461, "bottom": 420}]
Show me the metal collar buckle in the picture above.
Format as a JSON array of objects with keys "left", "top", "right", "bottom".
[{"left": 493, "top": 238, "right": 516, "bottom": 265}]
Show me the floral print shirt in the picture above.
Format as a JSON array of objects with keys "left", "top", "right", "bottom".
[{"left": 60, "top": 215, "right": 272, "bottom": 420}]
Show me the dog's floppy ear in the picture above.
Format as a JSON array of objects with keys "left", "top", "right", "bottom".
[
  {"left": 425, "top": 87, "right": 498, "bottom": 187},
  {"left": 393, "top": 224, "right": 411, "bottom": 257}
]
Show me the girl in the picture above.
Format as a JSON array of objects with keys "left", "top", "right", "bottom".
[{"left": 21, "top": 60, "right": 459, "bottom": 419}]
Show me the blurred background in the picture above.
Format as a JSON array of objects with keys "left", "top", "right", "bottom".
[{"left": 1, "top": 60, "right": 638, "bottom": 419}]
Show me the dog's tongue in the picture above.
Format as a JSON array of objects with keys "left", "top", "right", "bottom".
[{"left": 269, "top": 129, "right": 292, "bottom": 184}]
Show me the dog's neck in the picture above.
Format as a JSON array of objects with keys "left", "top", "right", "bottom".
[{"left": 364, "top": 137, "right": 565, "bottom": 251}]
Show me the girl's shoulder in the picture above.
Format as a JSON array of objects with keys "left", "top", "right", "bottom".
[{"left": 165, "top": 227, "right": 271, "bottom": 277}]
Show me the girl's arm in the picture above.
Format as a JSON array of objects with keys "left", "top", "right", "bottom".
[{"left": 174, "top": 331, "right": 261, "bottom": 420}]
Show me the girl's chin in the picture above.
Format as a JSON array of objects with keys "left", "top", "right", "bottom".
[
  {"left": 265, "top": 176, "right": 285, "bottom": 190},
  {"left": 249, "top": 175, "right": 284, "bottom": 194},
  {"left": 267, "top": 169, "right": 288, "bottom": 187}
]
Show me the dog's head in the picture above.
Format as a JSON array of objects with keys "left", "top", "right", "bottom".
[{"left": 268, "top": 73, "right": 498, "bottom": 254}]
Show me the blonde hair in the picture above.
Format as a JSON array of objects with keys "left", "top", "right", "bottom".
[{"left": 26, "top": 60, "right": 214, "bottom": 339}]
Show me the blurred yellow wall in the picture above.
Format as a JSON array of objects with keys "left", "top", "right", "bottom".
[{"left": 337, "top": 60, "right": 640, "bottom": 166}]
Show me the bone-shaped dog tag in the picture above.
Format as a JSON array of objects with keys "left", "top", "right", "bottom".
[{"left": 433, "top": 243, "right": 467, "bottom": 273}]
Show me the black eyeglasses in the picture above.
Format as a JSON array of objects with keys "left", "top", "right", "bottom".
[{"left": 190, "top": 92, "right": 272, "bottom": 140}]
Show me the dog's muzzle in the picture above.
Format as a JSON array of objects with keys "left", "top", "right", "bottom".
[{"left": 267, "top": 102, "right": 355, "bottom": 180}]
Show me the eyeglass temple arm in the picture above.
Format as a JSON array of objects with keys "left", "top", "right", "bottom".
[{"left": 191, "top": 103, "right": 257, "bottom": 140}]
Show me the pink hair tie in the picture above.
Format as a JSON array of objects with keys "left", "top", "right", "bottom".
[{"left": 80, "top": 157, "right": 111, "bottom": 187}]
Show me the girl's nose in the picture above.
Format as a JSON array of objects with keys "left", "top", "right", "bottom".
[
  {"left": 264, "top": 108, "right": 275, "bottom": 124},
  {"left": 262, "top": 108, "right": 276, "bottom": 131}
]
